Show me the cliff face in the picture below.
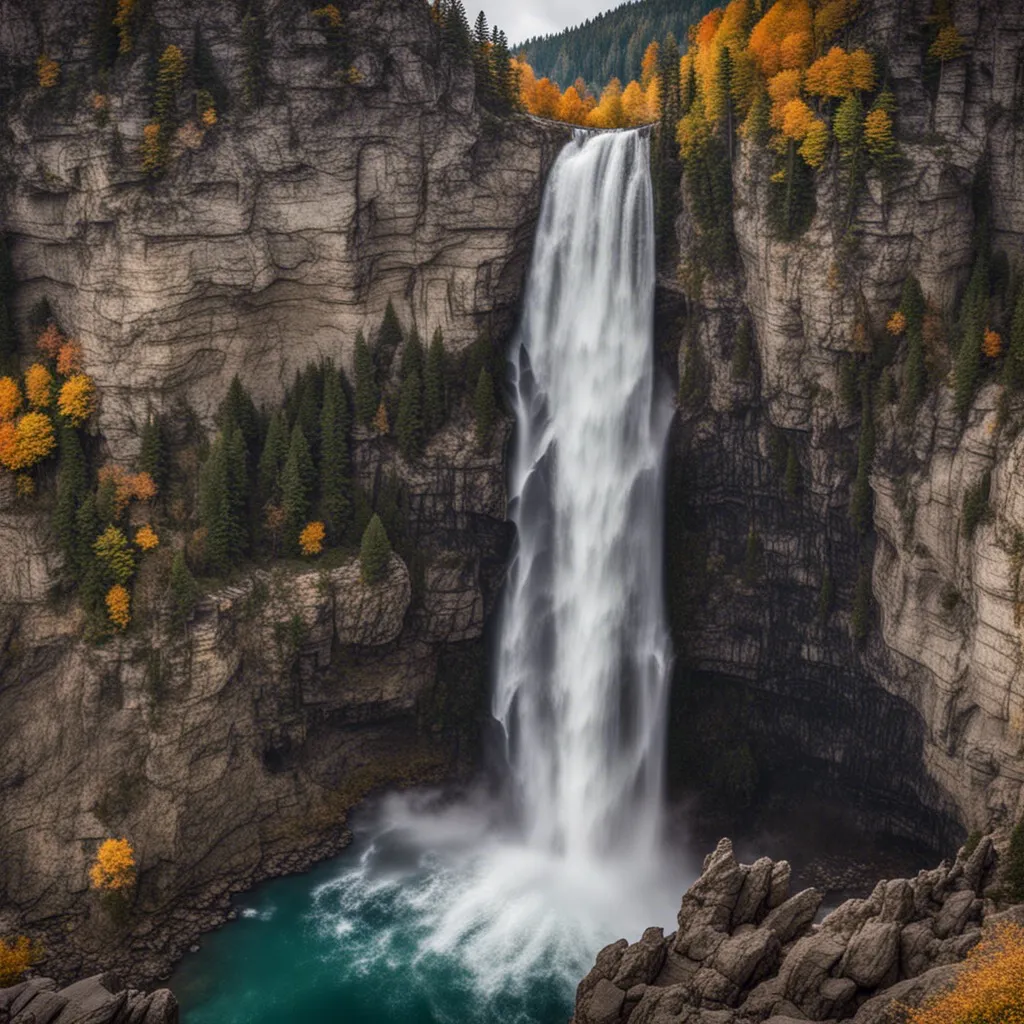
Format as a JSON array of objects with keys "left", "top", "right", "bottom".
[
  {"left": 0, "top": 0, "right": 566, "bottom": 986},
  {"left": 666, "top": 0, "right": 1024, "bottom": 845}
]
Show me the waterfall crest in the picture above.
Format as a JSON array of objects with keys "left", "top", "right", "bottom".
[{"left": 496, "top": 128, "right": 673, "bottom": 861}]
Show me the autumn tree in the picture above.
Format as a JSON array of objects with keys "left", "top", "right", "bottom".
[
  {"left": 135, "top": 524, "right": 159, "bottom": 551},
  {"left": 89, "top": 838, "right": 136, "bottom": 892},
  {"left": 0, "top": 936, "right": 42, "bottom": 987},
  {"left": 0, "top": 377, "right": 22, "bottom": 421},
  {"left": 25, "top": 364, "right": 53, "bottom": 409},
  {"left": 557, "top": 85, "right": 587, "bottom": 124},
  {"left": 299, "top": 520, "right": 326, "bottom": 556},
  {"left": 928, "top": 23, "right": 965, "bottom": 116},
  {"left": 359, "top": 513, "right": 392, "bottom": 584},
  {"left": 58, "top": 373, "right": 96, "bottom": 426},
  {"left": 621, "top": 79, "right": 651, "bottom": 125},
  {"left": 94, "top": 525, "right": 135, "bottom": 584},
  {"left": 106, "top": 584, "right": 131, "bottom": 629},
  {"left": 588, "top": 77, "right": 625, "bottom": 128}
]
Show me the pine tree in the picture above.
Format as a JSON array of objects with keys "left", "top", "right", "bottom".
[
  {"left": 55, "top": 425, "right": 87, "bottom": 570},
  {"left": 169, "top": 550, "right": 198, "bottom": 627},
  {"left": 258, "top": 409, "right": 288, "bottom": 501},
  {"left": 219, "top": 375, "right": 260, "bottom": 456},
  {"left": 296, "top": 363, "right": 323, "bottom": 460},
  {"left": 74, "top": 493, "right": 105, "bottom": 613},
  {"left": 424, "top": 328, "right": 447, "bottom": 434},
  {"left": 199, "top": 436, "right": 232, "bottom": 575},
  {"left": 491, "top": 29, "right": 515, "bottom": 111},
  {"left": 474, "top": 367, "right": 497, "bottom": 451},
  {"left": 396, "top": 330, "right": 425, "bottom": 460},
  {"left": 319, "top": 360, "right": 352, "bottom": 541},
  {"left": 192, "top": 22, "right": 228, "bottom": 114},
  {"left": 225, "top": 425, "right": 249, "bottom": 560},
  {"left": 241, "top": 3, "right": 271, "bottom": 109},
  {"left": 1003, "top": 283, "right": 1024, "bottom": 392},
  {"left": 359, "top": 513, "right": 392, "bottom": 584},
  {"left": 376, "top": 301, "right": 404, "bottom": 378},
  {"left": 138, "top": 414, "right": 167, "bottom": 493},
  {"left": 354, "top": 331, "right": 379, "bottom": 426},
  {"left": 281, "top": 424, "right": 314, "bottom": 552},
  {"left": 954, "top": 255, "right": 988, "bottom": 417},
  {"left": 443, "top": 0, "right": 473, "bottom": 62},
  {"left": 850, "top": 381, "right": 875, "bottom": 534},
  {"left": 899, "top": 276, "right": 927, "bottom": 419},
  {"left": 472, "top": 11, "right": 493, "bottom": 102}
]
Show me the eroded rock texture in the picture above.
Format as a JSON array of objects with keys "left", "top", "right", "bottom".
[
  {"left": 666, "top": 0, "right": 1024, "bottom": 843},
  {"left": 571, "top": 836, "right": 1018, "bottom": 1024},
  {"left": 0, "top": 972, "right": 177, "bottom": 1024},
  {"left": 0, "top": 0, "right": 562, "bottom": 987}
]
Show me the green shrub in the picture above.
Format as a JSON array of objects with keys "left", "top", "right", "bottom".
[{"left": 359, "top": 513, "right": 391, "bottom": 584}]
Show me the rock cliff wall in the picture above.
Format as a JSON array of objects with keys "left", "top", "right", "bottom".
[
  {"left": 665, "top": 0, "right": 1024, "bottom": 846},
  {"left": 0, "top": 0, "right": 566, "bottom": 987}
]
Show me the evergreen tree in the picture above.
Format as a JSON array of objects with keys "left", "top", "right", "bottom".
[
  {"left": 424, "top": 328, "right": 447, "bottom": 433},
  {"left": 472, "top": 11, "right": 493, "bottom": 102},
  {"left": 491, "top": 28, "right": 516, "bottom": 111},
  {"left": 296, "top": 363, "right": 323, "bottom": 459},
  {"left": 850, "top": 380, "right": 875, "bottom": 534},
  {"left": 138, "top": 413, "right": 168, "bottom": 493},
  {"left": 354, "top": 330, "right": 379, "bottom": 426},
  {"left": 90, "top": 0, "right": 119, "bottom": 73},
  {"left": 55, "top": 425, "right": 87, "bottom": 570},
  {"left": 653, "top": 34, "right": 682, "bottom": 260},
  {"left": 258, "top": 409, "right": 288, "bottom": 501},
  {"left": 74, "top": 494, "right": 105, "bottom": 613},
  {"left": 225, "top": 425, "right": 249, "bottom": 560},
  {"left": 359, "top": 513, "right": 392, "bottom": 584},
  {"left": 319, "top": 360, "right": 352, "bottom": 541},
  {"left": 169, "top": 550, "right": 199, "bottom": 627},
  {"left": 474, "top": 367, "right": 497, "bottom": 451},
  {"left": 1003, "top": 283, "right": 1024, "bottom": 392},
  {"left": 899, "top": 276, "right": 927, "bottom": 419},
  {"left": 954, "top": 255, "right": 988, "bottom": 417},
  {"left": 443, "top": 0, "right": 473, "bottom": 62},
  {"left": 241, "top": 3, "right": 271, "bottom": 109},
  {"left": 376, "top": 301, "right": 404, "bottom": 378},
  {"left": 219, "top": 375, "right": 260, "bottom": 456},
  {"left": 199, "top": 436, "right": 233, "bottom": 575},
  {"left": 281, "top": 424, "right": 314, "bottom": 552},
  {"left": 396, "top": 364, "right": 424, "bottom": 460}
]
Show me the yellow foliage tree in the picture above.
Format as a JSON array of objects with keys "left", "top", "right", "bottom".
[
  {"left": 0, "top": 936, "right": 43, "bottom": 987},
  {"left": 0, "top": 377, "right": 22, "bottom": 421},
  {"left": 887, "top": 311, "right": 907, "bottom": 335},
  {"left": 15, "top": 474, "right": 34, "bottom": 498},
  {"left": 24, "top": 364, "right": 53, "bottom": 409},
  {"left": 929, "top": 24, "right": 965, "bottom": 64},
  {"left": 621, "top": 79, "right": 652, "bottom": 125},
  {"left": 780, "top": 97, "right": 818, "bottom": 141},
  {"left": 373, "top": 399, "right": 390, "bottom": 435},
  {"left": 799, "top": 119, "right": 830, "bottom": 168},
  {"left": 89, "top": 838, "right": 136, "bottom": 891},
  {"left": 0, "top": 413, "right": 57, "bottom": 471},
  {"left": 588, "top": 78, "right": 625, "bottom": 129},
  {"left": 106, "top": 584, "right": 131, "bottom": 629},
  {"left": 115, "top": 0, "right": 137, "bottom": 53},
  {"left": 903, "top": 923, "right": 1024, "bottom": 1024},
  {"left": 767, "top": 69, "right": 802, "bottom": 129},
  {"left": 748, "top": 0, "right": 813, "bottom": 78},
  {"left": 779, "top": 30, "right": 813, "bottom": 71},
  {"left": 528, "top": 77, "right": 563, "bottom": 119},
  {"left": 140, "top": 122, "right": 162, "bottom": 174},
  {"left": 94, "top": 526, "right": 135, "bottom": 583},
  {"left": 983, "top": 328, "right": 1002, "bottom": 359},
  {"left": 134, "top": 524, "right": 159, "bottom": 551},
  {"left": 58, "top": 373, "right": 96, "bottom": 426},
  {"left": 557, "top": 86, "right": 588, "bottom": 125},
  {"left": 805, "top": 47, "right": 875, "bottom": 98},
  {"left": 640, "top": 41, "right": 660, "bottom": 88},
  {"left": 864, "top": 107, "right": 896, "bottom": 160},
  {"left": 299, "top": 520, "right": 326, "bottom": 556},
  {"left": 36, "top": 55, "right": 60, "bottom": 89}
]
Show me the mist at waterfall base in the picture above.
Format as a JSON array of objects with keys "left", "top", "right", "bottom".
[{"left": 173, "top": 129, "right": 685, "bottom": 1024}]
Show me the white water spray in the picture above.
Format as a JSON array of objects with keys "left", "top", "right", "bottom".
[{"left": 309, "top": 129, "right": 679, "bottom": 1016}]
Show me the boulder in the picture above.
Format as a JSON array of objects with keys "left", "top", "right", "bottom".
[
  {"left": 839, "top": 921, "right": 900, "bottom": 988},
  {"left": 762, "top": 889, "right": 823, "bottom": 944},
  {"left": 732, "top": 858, "right": 774, "bottom": 927}
]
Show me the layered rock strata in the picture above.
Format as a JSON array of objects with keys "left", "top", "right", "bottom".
[{"left": 0, "top": 972, "right": 176, "bottom": 1024}]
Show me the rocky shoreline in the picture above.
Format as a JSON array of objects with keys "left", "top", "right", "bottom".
[{"left": 571, "top": 835, "right": 1020, "bottom": 1024}]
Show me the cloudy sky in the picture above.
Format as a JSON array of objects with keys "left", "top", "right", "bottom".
[{"left": 476, "top": 0, "right": 612, "bottom": 47}]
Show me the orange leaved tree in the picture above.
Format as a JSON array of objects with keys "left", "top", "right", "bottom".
[
  {"left": 0, "top": 936, "right": 43, "bottom": 986},
  {"left": 89, "top": 838, "right": 136, "bottom": 892}
]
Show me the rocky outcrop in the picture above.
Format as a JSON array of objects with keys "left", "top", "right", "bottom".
[
  {"left": 572, "top": 836, "right": 1015, "bottom": 1024},
  {"left": 0, "top": 973, "right": 176, "bottom": 1024},
  {"left": 665, "top": 0, "right": 1024, "bottom": 841}
]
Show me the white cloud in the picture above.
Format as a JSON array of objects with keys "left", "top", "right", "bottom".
[{"left": 474, "top": 0, "right": 613, "bottom": 48}]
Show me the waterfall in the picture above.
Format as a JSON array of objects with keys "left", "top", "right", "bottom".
[
  {"left": 289, "top": 129, "right": 682, "bottom": 1022},
  {"left": 495, "top": 128, "right": 673, "bottom": 862}
]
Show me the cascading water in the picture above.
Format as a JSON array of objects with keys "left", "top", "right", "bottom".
[
  {"left": 174, "top": 128, "right": 682, "bottom": 1024},
  {"left": 496, "top": 127, "right": 673, "bottom": 864}
]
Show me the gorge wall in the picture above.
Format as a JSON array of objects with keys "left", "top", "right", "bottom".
[
  {"left": 664, "top": 0, "right": 1024, "bottom": 850},
  {"left": 0, "top": 0, "right": 567, "bottom": 986}
]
